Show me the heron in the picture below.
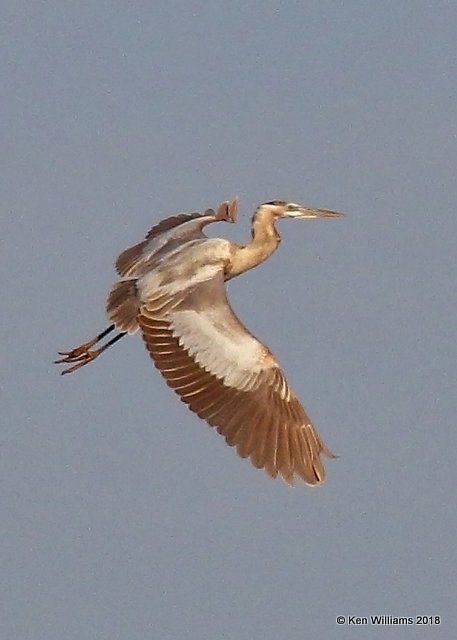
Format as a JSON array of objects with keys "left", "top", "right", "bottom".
[{"left": 56, "top": 198, "right": 343, "bottom": 485}]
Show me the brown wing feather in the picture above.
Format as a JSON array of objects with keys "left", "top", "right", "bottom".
[
  {"left": 144, "top": 212, "right": 207, "bottom": 241},
  {"left": 115, "top": 213, "right": 205, "bottom": 277},
  {"left": 137, "top": 271, "right": 333, "bottom": 486},
  {"left": 106, "top": 280, "right": 139, "bottom": 333},
  {"left": 115, "top": 199, "right": 238, "bottom": 277}
]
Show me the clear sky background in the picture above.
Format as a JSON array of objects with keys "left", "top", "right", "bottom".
[{"left": 2, "top": 2, "right": 456, "bottom": 639}]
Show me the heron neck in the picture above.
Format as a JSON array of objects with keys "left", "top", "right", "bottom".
[{"left": 227, "top": 209, "right": 280, "bottom": 278}]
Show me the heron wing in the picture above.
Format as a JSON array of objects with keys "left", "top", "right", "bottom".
[
  {"left": 138, "top": 269, "right": 332, "bottom": 485},
  {"left": 115, "top": 199, "right": 238, "bottom": 278}
]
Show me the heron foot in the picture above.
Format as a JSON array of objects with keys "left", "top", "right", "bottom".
[
  {"left": 55, "top": 343, "right": 98, "bottom": 375},
  {"left": 55, "top": 326, "right": 125, "bottom": 376}
]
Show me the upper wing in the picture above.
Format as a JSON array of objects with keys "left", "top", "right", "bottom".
[
  {"left": 115, "top": 199, "right": 238, "bottom": 278},
  {"left": 137, "top": 269, "right": 333, "bottom": 485}
]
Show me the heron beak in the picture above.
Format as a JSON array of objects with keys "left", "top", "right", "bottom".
[{"left": 293, "top": 206, "right": 345, "bottom": 219}]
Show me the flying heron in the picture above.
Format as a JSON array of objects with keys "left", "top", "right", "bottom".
[{"left": 56, "top": 198, "right": 343, "bottom": 485}]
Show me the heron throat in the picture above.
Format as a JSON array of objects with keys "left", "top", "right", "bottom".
[{"left": 226, "top": 208, "right": 280, "bottom": 279}]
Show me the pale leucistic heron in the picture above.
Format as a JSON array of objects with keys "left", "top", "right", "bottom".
[{"left": 56, "top": 199, "right": 343, "bottom": 486}]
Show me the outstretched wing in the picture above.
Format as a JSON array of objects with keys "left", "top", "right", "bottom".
[
  {"left": 138, "top": 269, "right": 333, "bottom": 485},
  {"left": 115, "top": 199, "right": 238, "bottom": 278}
]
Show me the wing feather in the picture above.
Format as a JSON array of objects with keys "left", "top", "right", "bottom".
[
  {"left": 137, "top": 267, "right": 333, "bottom": 485},
  {"left": 115, "top": 199, "right": 238, "bottom": 277},
  {"left": 236, "top": 397, "right": 268, "bottom": 460},
  {"left": 106, "top": 279, "right": 140, "bottom": 333},
  {"left": 249, "top": 395, "right": 276, "bottom": 470}
]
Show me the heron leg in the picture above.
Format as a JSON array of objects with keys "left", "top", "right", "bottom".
[{"left": 55, "top": 325, "right": 126, "bottom": 375}]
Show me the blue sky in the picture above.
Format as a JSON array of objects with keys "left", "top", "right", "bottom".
[{"left": 2, "top": 2, "right": 456, "bottom": 638}]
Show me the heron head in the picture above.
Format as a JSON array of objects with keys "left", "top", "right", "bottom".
[{"left": 259, "top": 200, "right": 344, "bottom": 220}]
